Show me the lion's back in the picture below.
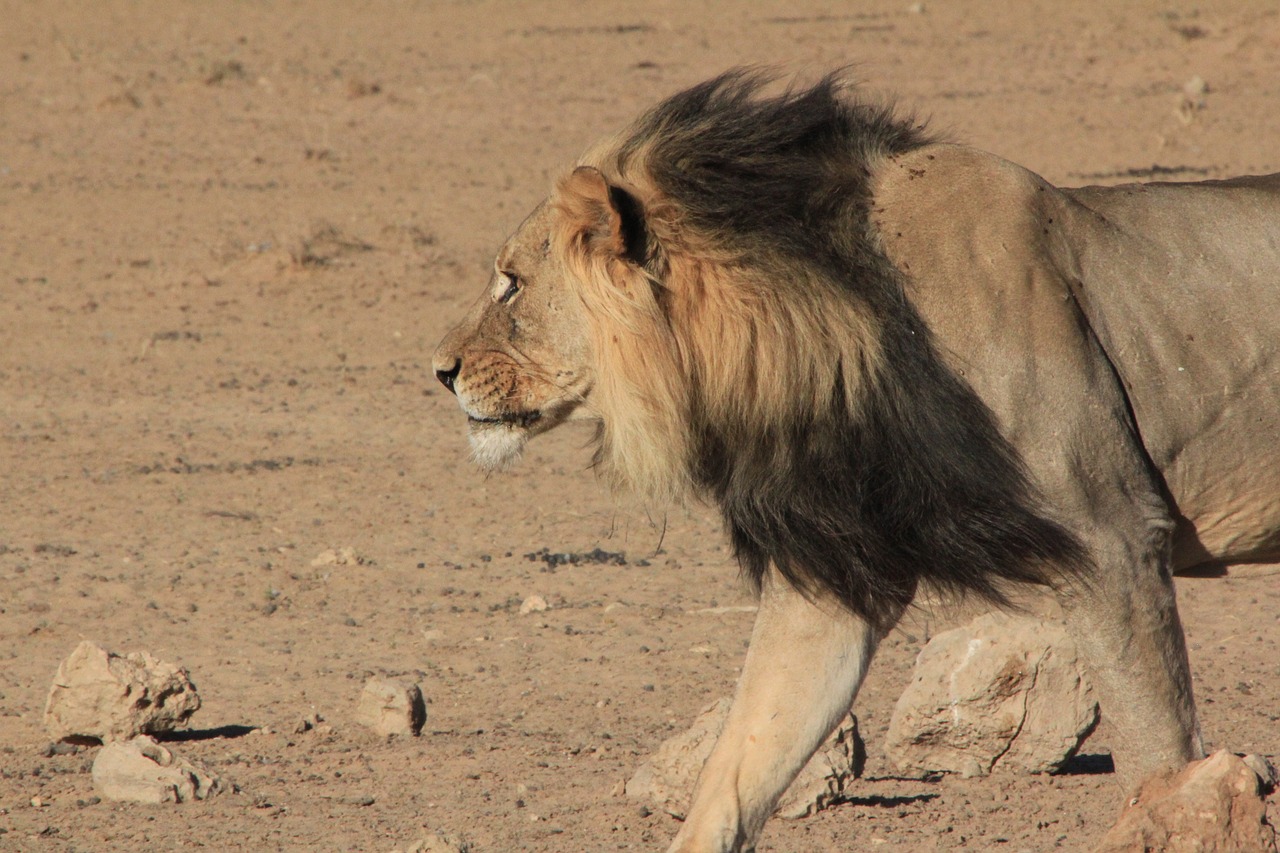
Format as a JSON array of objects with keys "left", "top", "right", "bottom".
[{"left": 1060, "top": 175, "right": 1280, "bottom": 566}]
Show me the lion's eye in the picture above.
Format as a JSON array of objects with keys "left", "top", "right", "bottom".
[{"left": 495, "top": 272, "right": 521, "bottom": 305}]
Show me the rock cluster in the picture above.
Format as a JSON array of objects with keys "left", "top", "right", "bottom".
[{"left": 43, "top": 641, "right": 222, "bottom": 804}]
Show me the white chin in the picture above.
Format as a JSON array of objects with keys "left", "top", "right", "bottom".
[{"left": 468, "top": 423, "right": 528, "bottom": 472}]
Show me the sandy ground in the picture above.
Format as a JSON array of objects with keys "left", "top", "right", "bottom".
[{"left": 2, "top": 1, "right": 1278, "bottom": 850}]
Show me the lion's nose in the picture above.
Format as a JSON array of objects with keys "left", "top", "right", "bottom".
[{"left": 435, "top": 359, "right": 461, "bottom": 395}]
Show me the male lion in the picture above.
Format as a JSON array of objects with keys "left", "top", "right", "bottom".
[{"left": 433, "top": 72, "right": 1280, "bottom": 852}]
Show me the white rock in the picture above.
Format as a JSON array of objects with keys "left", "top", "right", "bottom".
[
  {"left": 518, "top": 595, "right": 548, "bottom": 615},
  {"left": 886, "top": 612, "right": 1097, "bottom": 777},
  {"left": 44, "top": 641, "right": 201, "bottom": 743},
  {"left": 356, "top": 678, "right": 426, "bottom": 736},
  {"left": 1095, "top": 750, "right": 1277, "bottom": 853},
  {"left": 1183, "top": 75, "right": 1208, "bottom": 97},
  {"left": 626, "top": 697, "right": 864, "bottom": 820},
  {"left": 92, "top": 735, "right": 222, "bottom": 803},
  {"left": 311, "top": 547, "right": 364, "bottom": 567}
]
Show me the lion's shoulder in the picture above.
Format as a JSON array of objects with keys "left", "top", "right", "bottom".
[
  {"left": 872, "top": 143, "right": 1061, "bottom": 248},
  {"left": 870, "top": 144, "right": 1076, "bottom": 348}
]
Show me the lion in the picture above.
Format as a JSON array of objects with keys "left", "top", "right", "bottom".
[{"left": 433, "top": 71, "right": 1280, "bottom": 852}]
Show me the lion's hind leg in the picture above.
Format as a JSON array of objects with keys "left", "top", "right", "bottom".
[{"left": 666, "top": 571, "right": 895, "bottom": 853}]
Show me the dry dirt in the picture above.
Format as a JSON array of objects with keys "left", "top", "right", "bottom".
[{"left": 2, "top": 1, "right": 1278, "bottom": 851}]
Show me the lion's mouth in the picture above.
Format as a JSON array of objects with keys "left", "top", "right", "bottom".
[{"left": 467, "top": 411, "right": 542, "bottom": 429}]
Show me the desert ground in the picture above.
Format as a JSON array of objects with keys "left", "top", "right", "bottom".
[{"left": 2, "top": 1, "right": 1278, "bottom": 850}]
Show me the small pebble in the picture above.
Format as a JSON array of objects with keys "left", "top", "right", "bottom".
[{"left": 519, "top": 595, "right": 548, "bottom": 615}]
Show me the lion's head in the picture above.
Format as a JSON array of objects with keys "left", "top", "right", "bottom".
[
  {"left": 433, "top": 162, "right": 700, "bottom": 498},
  {"left": 431, "top": 199, "right": 597, "bottom": 472}
]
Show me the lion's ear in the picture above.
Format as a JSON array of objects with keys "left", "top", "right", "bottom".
[{"left": 557, "top": 166, "right": 647, "bottom": 265}]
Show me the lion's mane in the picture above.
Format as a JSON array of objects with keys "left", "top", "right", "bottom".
[{"left": 554, "top": 72, "right": 1086, "bottom": 627}]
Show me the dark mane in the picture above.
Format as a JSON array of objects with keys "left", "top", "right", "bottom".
[
  {"left": 617, "top": 70, "right": 929, "bottom": 267},
  {"left": 607, "top": 72, "right": 1089, "bottom": 628}
]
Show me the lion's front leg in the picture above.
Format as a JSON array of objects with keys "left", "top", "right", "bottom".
[
  {"left": 666, "top": 571, "right": 893, "bottom": 853},
  {"left": 1054, "top": 510, "right": 1204, "bottom": 792}
]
